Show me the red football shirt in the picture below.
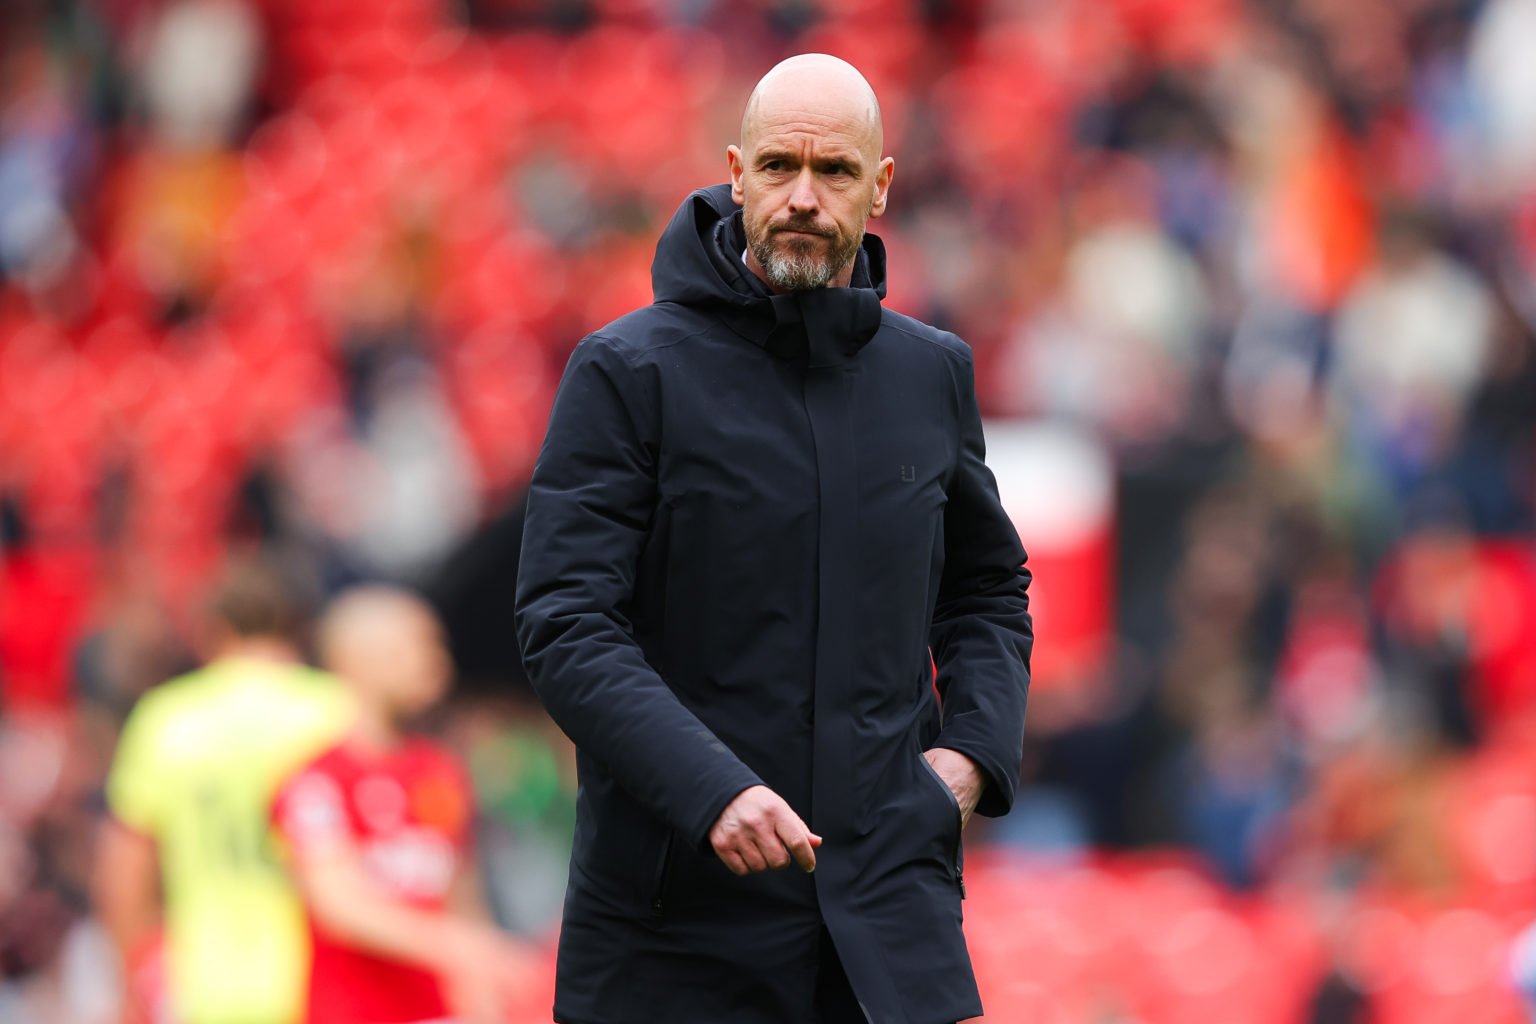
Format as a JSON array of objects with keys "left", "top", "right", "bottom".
[{"left": 273, "top": 739, "right": 474, "bottom": 1024}]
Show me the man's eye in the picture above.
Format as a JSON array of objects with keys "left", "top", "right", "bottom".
[
  {"left": 825, "top": 164, "right": 846, "bottom": 175},
  {"left": 764, "top": 160, "right": 784, "bottom": 171}
]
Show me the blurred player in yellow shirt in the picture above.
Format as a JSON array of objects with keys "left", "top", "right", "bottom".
[{"left": 95, "top": 563, "right": 355, "bottom": 1024}]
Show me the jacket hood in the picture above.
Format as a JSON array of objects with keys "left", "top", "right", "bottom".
[{"left": 650, "top": 184, "right": 887, "bottom": 363}]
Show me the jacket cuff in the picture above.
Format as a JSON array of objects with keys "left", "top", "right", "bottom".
[
  {"left": 932, "top": 739, "right": 1016, "bottom": 819},
  {"left": 683, "top": 768, "right": 764, "bottom": 854}
]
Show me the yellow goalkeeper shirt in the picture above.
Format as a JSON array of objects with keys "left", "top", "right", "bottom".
[{"left": 107, "top": 657, "right": 355, "bottom": 1024}]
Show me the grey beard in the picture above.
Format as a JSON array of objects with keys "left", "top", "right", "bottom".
[{"left": 750, "top": 230, "right": 861, "bottom": 291}]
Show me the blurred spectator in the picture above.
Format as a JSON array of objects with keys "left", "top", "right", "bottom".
[
  {"left": 1171, "top": 669, "right": 1292, "bottom": 891},
  {"left": 0, "top": 713, "right": 117, "bottom": 1024},
  {"left": 72, "top": 579, "right": 188, "bottom": 724},
  {"left": 1373, "top": 500, "right": 1485, "bottom": 747},
  {"left": 0, "top": 497, "right": 93, "bottom": 713},
  {"left": 1467, "top": 0, "right": 1536, "bottom": 191},
  {"left": 135, "top": 0, "right": 261, "bottom": 152},
  {"left": 343, "top": 354, "right": 480, "bottom": 582},
  {"left": 0, "top": 36, "right": 96, "bottom": 319},
  {"left": 1002, "top": 156, "right": 1212, "bottom": 448},
  {"left": 109, "top": 0, "right": 262, "bottom": 321},
  {"left": 1330, "top": 212, "right": 1495, "bottom": 492},
  {"left": 1306, "top": 967, "right": 1373, "bottom": 1024},
  {"left": 446, "top": 697, "right": 575, "bottom": 935},
  {"left": 1509, "top": 912, "right": 1536, "bottom": 1022}
]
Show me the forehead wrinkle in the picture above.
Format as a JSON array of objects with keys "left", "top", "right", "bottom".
[
  {"left": 744, "top": 111, "right": 881, "bottom": 168},
  {"left": 754, "top": 107, "right": 866, "bottom": 133},
  {"left": 752, "top": 120, "right": 868, "bottom": 152}
]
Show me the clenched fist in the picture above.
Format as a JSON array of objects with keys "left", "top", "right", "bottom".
[{"left": 709, "top": 786, "right": 822, "bottom": 876}]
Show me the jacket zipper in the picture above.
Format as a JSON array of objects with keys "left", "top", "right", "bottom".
[
  {"left": 919, "top": 753, "right": 966, "bottom": 898},
  {"left": 650, "top": 831, "right": 676, "bottom": 917}
]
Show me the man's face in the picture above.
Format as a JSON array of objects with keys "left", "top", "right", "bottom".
[
  {"left": 342, "top": 605, "right": 453, "bottom": 722},
  {"left": 381, "top": 611, "right": 452, "bottom": 720},
  {"left": 728, "top": 112, "right": 893, "bottom": 292}
]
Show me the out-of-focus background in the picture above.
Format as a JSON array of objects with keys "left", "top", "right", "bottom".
[{"left": 2, "top": 0, "right": 1536, "bottom": 1020}]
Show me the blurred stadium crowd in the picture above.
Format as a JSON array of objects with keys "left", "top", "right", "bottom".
[{"left": 3, "top": 0, "right": 1536, "bottom": 1020}]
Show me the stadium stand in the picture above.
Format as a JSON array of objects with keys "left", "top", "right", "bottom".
[{"left": 2, "top": 0, "right": 1536, "bottom": 1019}]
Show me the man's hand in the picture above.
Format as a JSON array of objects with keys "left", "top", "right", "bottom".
[
  {"left": 709, "top": 785, "right": 822, "bottom": 876},
  {"left": 923, "top": 748, "right": 986, "bottom": 829}
]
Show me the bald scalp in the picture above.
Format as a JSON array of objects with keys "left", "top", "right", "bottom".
[{"left": 740, "top": 54, "right": 884, "bottom": 164}]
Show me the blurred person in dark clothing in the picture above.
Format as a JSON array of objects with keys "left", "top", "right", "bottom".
[
  {"left": 1306, "top": 969, "right": 1373, "bottom": 1024},
  {"left": 94, "top": 562, "right": 354, "bottom": 1024},
  {"left": 516, "top": 53, "right": 1032, "bottom": 1024},
  {"left": 272, "top": 586, "right": 533, "bottom": 1024}
]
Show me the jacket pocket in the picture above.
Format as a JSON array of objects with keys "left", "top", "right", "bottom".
[
  {"left": 917, "top": 752, "right": 966, "bottom": 899},
  {"left": 648, "top": 829, "right": 677, "bottom": 918}
]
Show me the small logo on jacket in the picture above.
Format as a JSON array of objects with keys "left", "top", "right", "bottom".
[{"left": 900, "top": 465, "right": 916, "bottom": 482}]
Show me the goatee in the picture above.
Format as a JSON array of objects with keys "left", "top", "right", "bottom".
[{"left": 748, "top": 224, "right": 862, "bottom": 292}]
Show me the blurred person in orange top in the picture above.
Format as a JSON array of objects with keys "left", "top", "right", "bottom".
[
  {"left": 271, "top": 586, "right": 532, "bottom": 1024},
  {"left": 95, "top": 561, "right": 355, "bottom": 1024}
]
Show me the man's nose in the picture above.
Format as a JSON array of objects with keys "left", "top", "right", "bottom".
[{"left": 786, "top": 168, "right": 819, "bottom": 216}]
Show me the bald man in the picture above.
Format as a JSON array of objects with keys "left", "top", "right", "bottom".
[{"left": 516, "top": 55, "right": 1032, "bottom": 1024}]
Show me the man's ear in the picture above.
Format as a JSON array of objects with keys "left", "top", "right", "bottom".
[
  {"left": 869, "top": 156, "right": 895, "bottom": 218},
  {"left": 727, "top": 145, "right": 747, "bottom": 206}
]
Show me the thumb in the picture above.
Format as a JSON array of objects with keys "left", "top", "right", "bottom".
[{"left": 777, "top": 817, "right": 821, "bottom": 873}]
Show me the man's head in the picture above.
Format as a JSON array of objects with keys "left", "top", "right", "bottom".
[
  {"left": 201, "top": 558, "right": 300, "bottom": 659},
  {"left": 316, "top": 586, "right": 451, "bottom": 723},
  {"left": 728, "top": 54, "right": 894, "bottom": 293}
]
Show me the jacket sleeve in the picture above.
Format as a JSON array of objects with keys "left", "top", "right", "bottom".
[
  {"left": 929, "top": 352, "right": 1033, "bottom": 819},
  {"left": 514, "top": 335, "right": 763, "bottom": 850}
]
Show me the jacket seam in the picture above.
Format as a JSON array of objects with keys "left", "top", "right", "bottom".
[
  {"left": 586, "top": 317, "right": 732, "bottom": 368},
  {"left": 877, "top": 316, "right": 975, "bottom": 364},
  {"left": 585, "top": 319, "right": 768, "bottom": 477}
]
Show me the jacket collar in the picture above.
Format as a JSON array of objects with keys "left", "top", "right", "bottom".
[{"left": 710, "top": 210, "right": 885, "bottom": 366}]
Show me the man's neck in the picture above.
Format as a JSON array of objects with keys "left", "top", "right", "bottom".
[
  {"left": 216, "top": 638, "right": 298, "bottom": 664},
  {"left": 346, "top": 704, "right": 404, "bottom": 756}
]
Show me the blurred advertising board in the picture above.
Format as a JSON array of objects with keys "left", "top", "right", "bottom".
[{"left": 982, "top": 421, "right": 1114, "bottom": 691}]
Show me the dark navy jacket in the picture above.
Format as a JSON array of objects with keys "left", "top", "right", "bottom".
[{"left": 515, "top": 185, "right": 1032, "bottom": 1024}]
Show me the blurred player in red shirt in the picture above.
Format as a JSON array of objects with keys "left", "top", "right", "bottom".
[{"left": 272, "top": 586, "right": 530, "bottom": 1024}]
